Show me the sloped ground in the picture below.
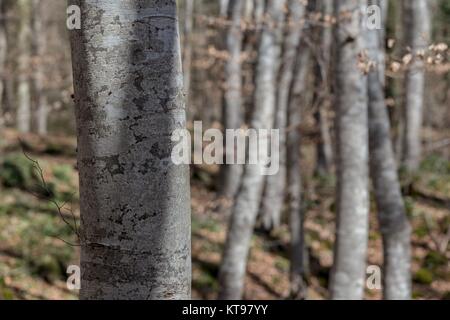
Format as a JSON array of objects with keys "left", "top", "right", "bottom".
[{"left": 0, "top": 129, "right": 448, "bottom": 300}]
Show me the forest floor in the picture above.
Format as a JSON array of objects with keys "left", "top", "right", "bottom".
[{"left": 0, "top": 129, "right": 449, "bottom": 300}]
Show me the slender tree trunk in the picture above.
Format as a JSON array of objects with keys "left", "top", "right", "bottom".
[
  {"left": 31, "top": 0, "right": 48, "bottom": 135},
  {"left": 220, "top": 0, "right": 230, "bottom": 17},
  {"left": 402, "top": 0, "right": 431, "bottom": 171},
  {"left": 288, "top": 43, "right": 310, "bottom": 300},
  {"left": 313, "top": 0, "right": 334, "bottom": 176},
  {"left": 69, "top": 0, "right": 191, "bottom": 300},
  {"left": 219, "top": 0, "right": 244, "bottom": 200},
  {"left": 260, "top": 0, "right": 306, "bottom": 232},
  {"left": 243, "top": 0, "right": 254, "bottom": 21},
  {"left": 387, "top": 0, "right": 405, "bottom": 163},
  {"left": 182, "top": 0, "right": 193, "bottom": 106},
  {"left": 314, "top": 107, "right": 334, "bottom": 175},
  {"left": 0, "top": 0, "right": 6, "bottom": 128},
  {"left": 366, "top": 0, "right": 412, "bottom": 300},
  {"left": 16, "top": 0, "right": 31, "bottom": 133},
  {"left": 253, "top": 0, "right": 265, "bottom": 29},
  {"left": 329, "top": 0, "right": 369, "bottom": 300},
  {"left": 218, "top": 0, "right": 286, "bottom": 300}
]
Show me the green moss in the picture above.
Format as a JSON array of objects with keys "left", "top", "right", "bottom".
[
  {"left": 271, "top": 275, "right": 282, "bottom": 285},
  {"left": 0, "top": 201, "right": 30, "bottom": 216},
  {"left": 369, "top": 230, "right": 381, "bottom": 241},
  {"left": 26, "top": 244, "right": 74, "bottom": 282},
  {"left": 329, "top": 201, "right": 336, "bottom": 214},
  {"left": 0, "top": 154, "right": 56, "bottom": 199},
  {"left": 0, "top": 209, "right": 77, "bottom": 283},
  {"left": 192, "top": 216, "right": 221, "bottom": 233},
  {"left": 33, "top": 254, "right": 62, "bottom": 282},
  {"left": 274, "top": 257, "right": 289, "bottom": 273},
  {"left": 403, "top": 196, "right": 415, "bottom": 218},
  {"left": 318, "top": 275, "right": 328, "bottom": 288},
  {"left": 424, "top": 251, "right": 448, "bottom": 270},
  {"left": 412, "top": 291, "right": 424, "bottom": 299},
  {"left": 0, "top": 154, "right": 38, "bottom": 190},
  {"left": 193, "top": 259, "right": 219, "bottom": 294},
  {"left": 315, "top": 173, "right": 336, "bottom": 190},
  {"left": 201, "top": 241, "right": 222, "bottom": 254},
  {"left": 413, "top": 268, "right": 434, "bottom": 285},
  {"left": 52, "top": 165, "right": 74, "bottom": 184},
  {"left": 420, "top": 154, "right": 450, "bottom": 175},
  {"left": 0, "top": 205, "right": 9, "bottom": 216},
  {"left": 0, "top": 277, "right": 15, "bottom": 300},
  {"left": 0, "top": 288, "right": 14, "bottom": 300},
  {"left": 414, "top": 224, "right": 428, "bottom": 238},
  {"left": 193, "top": 271, "right": 219, "bottom": 292},
  {"left": 54, "top": 190, "right": 76, "bottom": 203}
]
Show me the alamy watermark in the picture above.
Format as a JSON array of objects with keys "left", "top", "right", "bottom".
[
  {"left": 366, "top": 265, "right": 382, "bottom": 290},
  {"left": 171, "top": 122, "right": 280, "bottom": 176},
  {"left": 66, "top": 5, "right": 81, "bottom": 30},
  {"left": 365, "top": 5, "right": 383, "bottom": 30},
  {"left": 67, "top": 265, "right": 81, "bottom": 291}
]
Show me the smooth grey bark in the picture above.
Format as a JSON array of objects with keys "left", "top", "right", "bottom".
[
  {"left": 243, "top": 0, "right": 254, "bottom": 20},
  {"left": 219, "top": 0, "right": 244, "bottom": 200},
  {"left": 402, "top": 0, "right": 431, "bottom": 171},
  {"left": 313, "top": 0, "right": 334, "bottom": 176},
  {"left": 388, "top": 0, "right": 405, "bottom": 163},
  {"left": 253, "top": 0, "right": 265, "bottom": 29},
  {"left": 218, "top": 0, "right": 286, "bottom": 300},
  {"left": 182, "top": 0, "right": 193, "bottom": 106},
  {"left": 365, "top": 0, "right": 412, "bottom": 300},
  {"left": 16, "top": 0, "right": 31, "bottom": 133},
  {"left": 220, "top": 0, "right": 230, "bottom": 17},
  {"left": 260, "top": 0, "right": 306, "bottom": 232},
  {"left": 69, "top": 0, "right": 191, "bottom": 300},
  {"left": 0, "top": 0, "right": 6, "bottom": 128},
  {"left": 329, "top": 0, "right": 369, "bottom": 300},
  {"left": 31, "top": 0, "right": 48, "bottom": 135},
  {"left": 288, "top": 43, "right": 310, "bottom": 300}
]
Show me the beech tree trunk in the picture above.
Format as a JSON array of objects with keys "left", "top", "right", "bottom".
[
  {"left": 219, "top": 0, "right": 244, "bottom": 200},
  {"left": 243, "top": 0, "right": 254, "bottom": 21},
  {"left": 313, "top": 0, "right": 334, "bottom": 176},
  {"left": 402, "top": 0, "right": 431, "bottom": 171},
  {"left": 182, "top": 0, "right": 193, "bottom": 106},
  {"left": 288, "top": 43, "right": 310, "bottom": 300},
  {"left": 366, "top": 0, "right": 412, "bottom": 300},
  {"left": 69, "top": 0, "right": 191, "bottom": 300},
  {"left": 253, "top": 0, "right": 265, "bottom": 29},
  {"left": 220, "top": 0, "right": 230, "bottom": 17},
  {"left": 16, "top": 0, "right": 31, "bottom": 133},
  {"left": 260, "top": 0, "right": 306, "bottom": 232},
  {"left": 329, "top": 0, "right": 369, "bottom": 300},
  {"left": 218, "top": 0, "right": 286, "bottom": 300},
  {"left": 0, "top": 0, "right": 6, "bottom": 128},
  {"left": 31, "top": 0, "right": 48, "bottom": 135}
]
